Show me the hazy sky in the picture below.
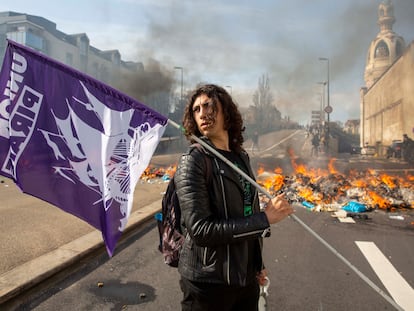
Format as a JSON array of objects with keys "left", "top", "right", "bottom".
[{"left": 1, "top": 0, "right": 413, "bottom": 124}]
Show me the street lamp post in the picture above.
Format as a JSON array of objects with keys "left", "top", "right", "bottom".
[
  {"left": 174, "top": 66, "right": 183, "bottom": 105},
  {"left": 317, "top": 93, "right": 323, "bottom": 125},
  {"left": 317, "top": 81, "right": 327, "bottom": 124},
  {"left": 319, "top": 57, "right": 330, "bottom": 152}
]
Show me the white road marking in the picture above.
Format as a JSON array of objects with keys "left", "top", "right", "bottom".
[
  {"left": 356, "top": 241, "right": 414, "bottom": 311},
  {"left": 259, "top": 130, "right": 301, "bottom": 153}
]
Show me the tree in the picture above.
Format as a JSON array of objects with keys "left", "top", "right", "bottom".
[{"left": 251, "top": 74, "right": 281, "bottom": 133}]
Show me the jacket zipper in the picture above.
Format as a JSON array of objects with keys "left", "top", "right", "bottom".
[
  {"left": 215, "top": 158, "right": 231, "bottom": 285},
  {"left": 203, "top": 247, "right": 207, "bottom": 265},
  {"left": 233, "top": 228, "right": 269, "bottom": 238}
]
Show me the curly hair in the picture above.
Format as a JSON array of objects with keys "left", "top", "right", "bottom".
[{"left": 182, "top": 84, "right": 245, "bottom": 152}]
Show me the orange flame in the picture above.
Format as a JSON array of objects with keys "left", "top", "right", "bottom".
[
  {"left": 380, "top": 174, "right": 396, "bottom": 189},
  {"left": 255, "top": 152, "right": 413, "bottom": 210},
  {"left": 298, "top": 186, "right": 323, "bottom": 204},
  {"left": 257, "top": 165, "right": 265, "bottom": 175},
  {"left": 141, "top": 152, "right": 413, "bottom": 211},
  {"left": 328, "top": 158, "right": 338, "bottom": 175},
  {"left": 368, "top": 191, "right": 391, "bottom": 209},
  {"left": 140, "top": 164, "right": 177, "bottom": 180}
]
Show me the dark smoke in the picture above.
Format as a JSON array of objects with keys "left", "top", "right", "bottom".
[
  {"left": 113, "top": 58, "right": 175, "bottom": 117},
  {"left": 121, "top": 0, "right": 414, "bottom": 124},
  {"left": 265, "top": 0, "right": 413, "bottom": 122}
]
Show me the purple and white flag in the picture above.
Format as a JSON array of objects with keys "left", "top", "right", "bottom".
[{"left": 0, "top": 40, "right": 168, "bottom": 256}]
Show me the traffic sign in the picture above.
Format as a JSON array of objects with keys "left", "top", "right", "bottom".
[{"left": 324, "top": 105, "right": 333, "bottom": 114}]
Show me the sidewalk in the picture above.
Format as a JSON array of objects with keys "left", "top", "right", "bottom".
[
  {"left": 0, "top": 198, "right": 162, "bottom": 305},
  {"left": 0, "top": 198, "right": 163, "bottom": 306}
]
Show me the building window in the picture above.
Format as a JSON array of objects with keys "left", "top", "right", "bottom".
[
  {"left": 395, "top": 41, "right": 403, "bottom": 57},
  {"left": 374, "top": 41, "right": 389, "bottom": 58},
  {"left": 113, "top": 54, "right": 120, "bottom": 66},
  {"left": 7, "top": 31, "right": 44, "bottom": 52},
  {"left": 7, "top": 31, "right": 24, "bottom": 44},
  {"left": 26, "top": 31, "right": 44, "bottom": 51},
  {"left": 80, "top": 55, "right": 87, "bottom": 72},
  {"left": 92, "top": 62, "right": 99, "bottom": 78},
  {"left": 66, "top": 53, "right": 73, "bottom": 65},
  {"left": 79, "top": 39, "right": 88, "bottom": 56},
  {"left": 100, "top": 66, "right": 109, "bottom": 83}
]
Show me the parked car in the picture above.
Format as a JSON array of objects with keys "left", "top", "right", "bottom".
[
  {"left": 386, "top": 140, "right": 403, "bottom": 158},
  {"left": 402, "top": 134, "right": 414, "bottom": 164},
  {"left": 350, "top": 145, "right": 362, "bottom": 155},
  {"left": 361, "top": 145, "right": 376, "bottom": 156}
]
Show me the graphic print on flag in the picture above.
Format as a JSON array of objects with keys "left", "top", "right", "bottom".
[{"left": 0, "top": 40, "right": 168, "bottom": 256}]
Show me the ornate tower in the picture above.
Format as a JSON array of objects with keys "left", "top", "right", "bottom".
[{"left": 364, "top": 0, "right": 405, "bottom": 88}]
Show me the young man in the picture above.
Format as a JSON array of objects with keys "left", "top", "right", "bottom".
[{"left": 175, "top": 84, "right": 293, "bottom": 310}]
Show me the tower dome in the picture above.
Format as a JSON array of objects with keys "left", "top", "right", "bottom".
[{"left": 364, "top": 0, "right": 405, "bottom": 88}]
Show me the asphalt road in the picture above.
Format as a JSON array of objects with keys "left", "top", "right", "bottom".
[{"left": 14, "top": 204, "right": 414, "bottom": 311}]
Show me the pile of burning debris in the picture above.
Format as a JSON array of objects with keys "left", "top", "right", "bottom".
[
  {"left": 140, "top": 157, "right": 413, "bottom": 213},
  {"left": 257, "top": 158, "right": 413, "bottom": 213},
  {"left": 140, "top": 165, "right": 176, "bottom": 183}
]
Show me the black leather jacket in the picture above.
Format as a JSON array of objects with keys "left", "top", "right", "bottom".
[{"left": 175, "top": 139, "right": 270, "bottom": 287}]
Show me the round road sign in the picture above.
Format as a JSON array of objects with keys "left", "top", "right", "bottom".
[{"left": 324, "top": 105, "right": 333, "bottom": 114}]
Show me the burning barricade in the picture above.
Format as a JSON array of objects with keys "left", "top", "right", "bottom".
[
  {"left": 256, "top": 157, "right": 414, "bottom": 215},
  {"left": 140, "top": 165, "right": 177, "bottom": 183},
  {"left": 140, "top": 153, "right": 413, "bottom": 215}
]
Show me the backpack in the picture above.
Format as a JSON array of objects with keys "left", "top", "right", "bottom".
[{"left": 156, "top": 144, "right": 212, "bottom": 267}]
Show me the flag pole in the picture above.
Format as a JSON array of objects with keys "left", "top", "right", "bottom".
[
  {"left": 167, "top": 119, "right": 404, "bottom": 311},
  {"left": 168, "top": 119, "right": 270, "bottom": 198}
]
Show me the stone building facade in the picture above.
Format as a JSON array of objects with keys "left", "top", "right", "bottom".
[
  {"left": 344, "top": 119, "right": 360, "bottom": 135},
  {"left": 360, "top": 0, "right": 414, "bottom": 155}
]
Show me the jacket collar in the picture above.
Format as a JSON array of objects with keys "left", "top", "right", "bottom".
[{"left": 198, "top": 136, "right": 256, "bottom": 188}]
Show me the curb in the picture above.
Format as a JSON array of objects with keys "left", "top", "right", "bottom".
[{"left": 0, "top": 199, "right": 162, "bottom": 305}]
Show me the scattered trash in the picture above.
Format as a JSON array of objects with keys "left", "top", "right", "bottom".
[
  {"left": 332, "top": 210, "right": 348, "bottom": 218},
  {"left": 312, "top": 203, "right": 343, "bottom": 212},
  {"left": 332, "top": 210, "right": 369, "bottom": 220},
  {"left": 301, "top": 201, "right": 315, "bottom": 210},
  {"left": 256, "top": 158, "right": 414, "bottom": 211},
  {"left": 346, "top": 212, "right": 369, "bottom": 220},
  {"left": 389, "top": 215, "right": 404, "bottom": 220},
  {"left": 141, "top": 165, "right": 176, "bottom": 182},
  {"left": 331, "top": 210, "right": 356, "bottom": 223},
  {"left": 337, "top": 217, "right": 356, "bottom": 224},
  {"left": 342, "top": 201, "right": 367, "bottom": 213}
]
